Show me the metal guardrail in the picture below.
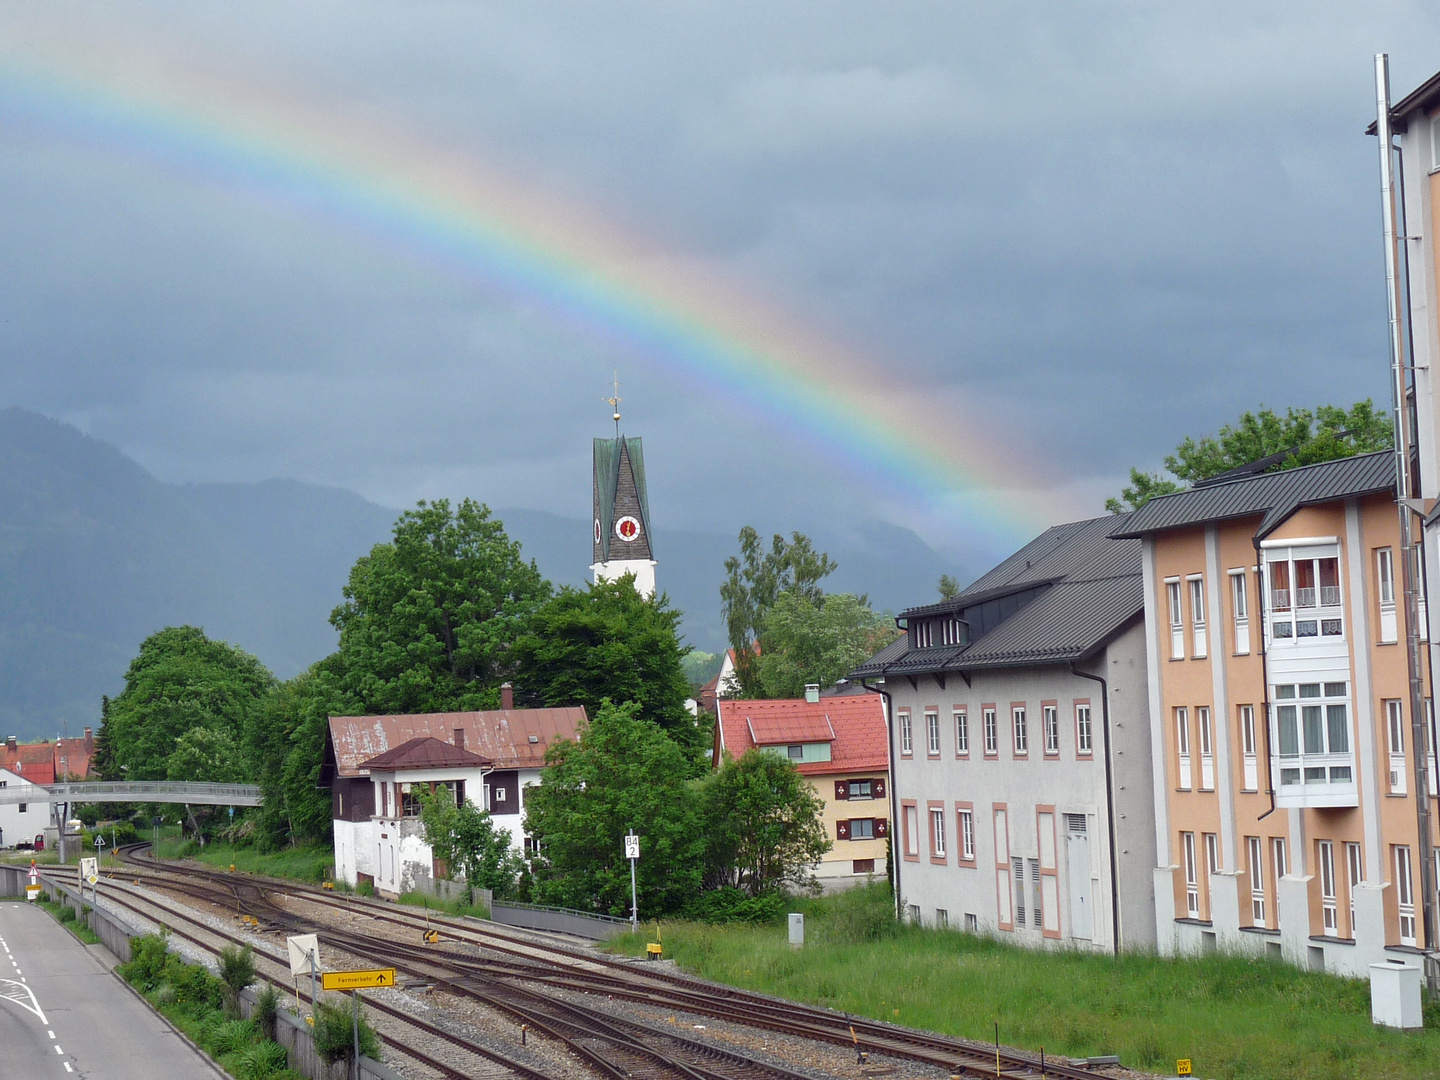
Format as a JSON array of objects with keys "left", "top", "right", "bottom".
[
  {"left": 0, "top": 781, "right": 262, "bottom": 806},
  {"left": 490, "top": 899, "right": 631, "bottom": 940}
]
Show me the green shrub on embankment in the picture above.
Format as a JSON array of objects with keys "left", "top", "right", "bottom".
[
  {"left": 606, "top": 881, "right": 1440, "bottom": 1080},
  {"left": 154, "top": 838, "right": 335, "bottom": 884},
  {"left": 119, "top": 933, "right": 306, "bottom": 1080}
]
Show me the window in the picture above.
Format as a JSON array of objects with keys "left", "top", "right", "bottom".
[
  {"left": 850, "top": 818, "right": 875, "bottom": 839},
  {"left": 1043, "top": 705, "right": 1059, "bottom": 755},
  {"left": 16, "top": 803, "right": 25, "bottom": 814},
  {"left": 1239, "top": 705, "right": 1258, "bottom": 791},
  {"left": 843, "top": 778, "right": 876, "bottom": 800},
  {"left": 900, "top": 712, "right": 913, "bottom": 756},
  {"left": 1189, "top": 575, "right": 1207, "bottom": 657},
  {"left": 959, "top": 809, "right": 975, "bottom": 861},
  {"left": 1075, "top": 703, "right": 1093, "bottom": 756},
  {"left": 939, "top": 617, "right": 965, "bottom": 646},
  {"left": 1272, "top": 838, "right": 1287, "bottom": 929},
  {"left": 1318, "top": 840, "right": 1338, "bottom": 934},
  {"left": 1396, "top": 845, "right": 1417, "bottom": 946},
  {"left": 1387, "top": 699, "right": 1407, "bottom": 794},
  {"left": 1175, "top": 707, "right": 1191, "bottom": 789},
  {"left": 1231, "top": 569, "right": 1250, "bottom": 654},
  {"left": 1013, "top": 857, "right": 1028, "bottom": 926},
  {"left": 926, "top": 710, "right": 941, "bottom": 756},
  {"left": 1167, "top": 579, "right": 1184, "bottom": 659},
  {"left": 1266, "top": 545, "right": 1343, "bottom": 643},
  {"left": 908, "top": 904, "right": 921, "bottom": 924},
  {"left": 1273, "top": 681, "right": 1352, "bottom": 788},
  {"left": 786, "top": 744, "right": 803, "bottom": 759},
  {"left": 852, "top": 859, "right": 875, "bottom": 874},
  {"left": 931, "top": 807, "right": 947, "bottom": 859},
  {"left": 915, "top": 620, "right": 934, "bottom": 648},
  {"left": 965, "top": 913, "right": 978, "bottom": 932},
  {"left": 935, "top": 908, "right": 948, "bottom": 928},
  {"left": 903, "top": 804, "right": 919, "bottom": 857},
  {"left": 1377, "top": 547, "right": 1398, "bottom": 644},
  {"left": 1346, "top": 842, "right": 1363, "bottom": 939},
  {"left": 1012, "top": 707, "right": 1028, "bottom": 756},
  {"left": 1182, "top": 832, "right": 1199, "bottom": 917},
  {"left": 983, "top": 708, "right": 998, "bottom": 756},
  {"left": 954, "top": 709, "right": 969, "bottom": 756},
  {"left": 1205, "top": 833, "right": 1220, "bottom": 877},
  {"left": 1198, "top": 706, "right": 1214, "bottom": 790},
  {"left": 1248, "top": 836, "right": 1266, "bottom": 927}
]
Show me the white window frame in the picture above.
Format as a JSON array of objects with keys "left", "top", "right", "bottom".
[
  {"left": 1166, "top": 578, "right": 1184, "bottom": 659},
  {"left": 926, "top": 710, "right": 941, "bottom": 756},
  {"left": 954, "top": 709, "right": 968, "bottom": 756},
  {"left": 1197, "top": 705, "right": 1214, "bottom": 791},
  {"left": 900, "top": 711, "right": 913, "bottom": 756},
  {"left": 1075, "top": 703, "right": 1093, "bottom": 756},
  {"left": 1387, "top": 699, "right": 1407, "bottom": 794},
  {"left": 983, "top": 708, "right": 998, "bottom": 756},
  {"left": 1230, "top": 568, "right": 1250, "bottom": 654},
  {"left": 959, "top": 809, "right": 975, "bottom": 861},
  {"left": 1189, "top": 574, "right": 1207, "bottom": 657},
  {"left": 1240, "top": 705, "right": 1258, "bottom": 791},
  {"left": 1043, "top": 705, "right": 1059, "bottom": 755},
  {"left": 1012, "top": 707, "right": 1028, "bottom": 756},
  {"left": 1248, "top": 836, "right": 1266, "bottom": 927},
  {"left": 1272, "top": 837, "right": 1287, "bottom": 930},
  {"left": 1346, "top": 841, "right": 1362, "bottom": 939},
  {"left": 1318, "top": 840, "right": 1338, "bottom": 935},
  {"left": 1175, "top": 707, "right": 1191, "bottom": 789},
  {"left": 1183, "top": 832, "right": 1199, "bottom": 917},
  {"left": 1397, "top": 845, "right": 1417, "bottom": 946},
  {"left": 931, "top": 807, "right": 947, "bottom": 858},
  {"left": 1378, "top": 547, "right": 1398, "bottom": 644}
]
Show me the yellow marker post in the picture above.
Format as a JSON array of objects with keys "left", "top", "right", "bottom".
[
  {"left": 1177, "top": 1060, "right": 1192, "bottom": 1077},
  {"left": 321, "top": 968, "right": 397, "bottom": 991}
]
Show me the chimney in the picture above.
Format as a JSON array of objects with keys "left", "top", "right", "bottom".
[
  {"left": 501, "top": 682, "right": 514, "bottom": 710},
  {"left": 805, "top": 684, "right": 820, "bottom": 704},
  {"left": 454, "top": 728, "right": 466, "bottom": 750},
  {"left": 5, "top": 735, "right": 14, "bottom": 751},
  {"left": 84, "top": 727, "right": 92, "bottom": 741}
]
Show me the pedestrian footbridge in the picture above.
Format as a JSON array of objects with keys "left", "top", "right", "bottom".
[{"left": 0, "top": 782, "right": 262, "bottom": 806}]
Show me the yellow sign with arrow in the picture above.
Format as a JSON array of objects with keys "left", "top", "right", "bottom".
[{"left": 320, "top": 968, "right": 396, "bottom": 991}]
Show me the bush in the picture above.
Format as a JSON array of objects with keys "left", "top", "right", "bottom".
[
  {"left": 253, "top": 984, "right": 280, "bottom": 1042},
  {"left": 682, "top": 887, "right": 787, "bottom": 925},
  {"left": 312, "top": 996, "right": 381, "bottom": 1064},
  {"left": 236, "top": 1041, "right": 290, "bottom": 1080},
  {"left": 355, "top": 879, "right": 375, "bottom": 897},
  {"left": 82, "top": 821, "right": 139, "bottom": 851},
  {"left": 816, "top": 882, "right": 898, "bottom": 945},
  {"left": 207, "top": 1018, "right": 257, "bottom": 1057},
  {"left": 56, "top": 905, "right": 77, "bottom": 924}
]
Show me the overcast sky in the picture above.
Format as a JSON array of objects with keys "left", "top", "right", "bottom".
[{"left": 2, "top": 2, "right": 1438, "bottom": 572}]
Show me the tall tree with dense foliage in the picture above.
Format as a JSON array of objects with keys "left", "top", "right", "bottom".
[
  {"left": 99, "top": 626, "right": 275, "bottom": 781},
  {"left": 755, "top": 592, "right": 899, "bottom": 699},
  {"left": 416, "top": 784, "right": 525, "bottom": 897},
  {"left": 524, "top": 700, "right": 705, "bottom": 917},
  {"left": 701, "top": 749, "right": 831, "bottom": 896},
  {"left": 512, "top": 575, "right": 703, "bottom": 764},
  {"left": 329, "top": 499, "right": 551, "bottom": 713},
  {"left": 1106, "top": 400, "right": 1393, "bottom": 513},
  {"left": 720, "top": 527, "right": 836, "bottom": 697}
]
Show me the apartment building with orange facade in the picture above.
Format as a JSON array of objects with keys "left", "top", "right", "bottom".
[{"left": 1113, "top": 452, "right": 1435, "bottom": 975}]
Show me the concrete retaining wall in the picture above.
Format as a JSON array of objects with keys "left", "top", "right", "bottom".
[
  {"left": 491, "top": 899, "right": 630, "bottom": 939},
  {"left": 0, "top": 863, "right": 395, "bottom": 1080}
]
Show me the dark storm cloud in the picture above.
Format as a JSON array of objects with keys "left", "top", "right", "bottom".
[{"left": 1, "top": 1, "right": 1438, "bottom": 564}]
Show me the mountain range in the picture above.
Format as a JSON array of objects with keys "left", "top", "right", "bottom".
[{"left": 0, "top": 408, "right": 967, "bottom": 741}]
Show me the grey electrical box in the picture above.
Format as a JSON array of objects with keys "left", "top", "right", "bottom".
[{"left": 788, "top": 912, "right": 804, "bottom": 948}]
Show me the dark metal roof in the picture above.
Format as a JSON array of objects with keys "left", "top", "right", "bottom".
[
  {"left": 1109, "top": 451, "right": 1394, "bottom": 540},
  {"left": 851, "top": 515, "right": 1142, "bottom": 678},
  {"left": 1366, "top": 68, "right": 1440, "bottom": 135}
]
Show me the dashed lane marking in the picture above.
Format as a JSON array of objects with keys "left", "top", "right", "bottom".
[{"left": 53, "top": 1045, "right": 63, "bottom": 1055}]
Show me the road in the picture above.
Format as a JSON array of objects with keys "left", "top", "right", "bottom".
[{"left": 0, "top": 900, "right": 225, "bottom": 1080}]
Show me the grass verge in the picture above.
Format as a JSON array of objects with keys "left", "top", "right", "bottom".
[
  {"left": 155, "top": 839, "right": 335, "bottom": 884},
  {"left": 397, "top": 889, "right": 491, "bottom": 921},
  {"left": 606, "top": 883, "right": 1440, "bottom": 1080}
]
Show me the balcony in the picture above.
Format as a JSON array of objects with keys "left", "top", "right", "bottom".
[{"left": 1274, "top": 755, "right": 1358, "bottom": 808}]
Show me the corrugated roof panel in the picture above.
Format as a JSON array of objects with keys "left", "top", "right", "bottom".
[{"left": 1111, "top": 452, "right": 1394, "bottom": 539}]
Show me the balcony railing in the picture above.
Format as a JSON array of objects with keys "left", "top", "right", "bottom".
[
  {"left": 1321, "top": 586, "right": 1341, "bottom": 606},
  {"left": 1271, "top": 588, "right": 1290, "bottom": 611},
  {"left": 1296, "top": 587, "right": 1316, "bottom": 608}
]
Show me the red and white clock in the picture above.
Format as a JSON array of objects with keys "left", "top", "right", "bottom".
[{"left": 615, "top": 516, "right": 641, "bottom": 542}]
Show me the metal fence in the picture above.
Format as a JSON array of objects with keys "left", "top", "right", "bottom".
[
  {"left": 0, "top": 781, "right": 262, "bottom": 806},
  {"left": 490, "top": 899, "right": 631, "bottom": 939}
]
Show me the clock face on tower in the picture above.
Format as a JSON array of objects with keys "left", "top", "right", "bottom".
[
  {"left": 615, "top": 516, "right": 641, "bottom": 542},
  {"left": 594, "top": 518, "right": 602, "bottom": 544}
]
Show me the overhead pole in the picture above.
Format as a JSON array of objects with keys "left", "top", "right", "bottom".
[{"left": 1375, "top": 53, "right": 1438, "bottom": 985}]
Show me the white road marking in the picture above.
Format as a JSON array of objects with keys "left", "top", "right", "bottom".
[
  {"left": 63, "top": 1065, "right": 73, "bottom": 1074},
  {"left": 53, "top": 1045, "right": 63, "bottom": 1055},
  {"left": 48, "top": 1030, "right": 55, "bottom": 1039},
  {"left": 0, "top": 978, "right": 47, "bottom": 1023}
]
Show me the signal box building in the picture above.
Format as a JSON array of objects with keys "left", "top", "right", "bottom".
[
  {"left": 851, "top": 515, "right": 1157, "bottom": 951},
  {"left": 1111, "top": 452, "right": 1436, "bottom": 975},
  {"left": 713, "top": 690, "right": 889, "bottom": 890},
  {"left": 322, "top": 700, "right": 586, "bottom": 896}
]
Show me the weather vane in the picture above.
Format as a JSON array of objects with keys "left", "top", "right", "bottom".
[{"left": 604, "top": 371, "right": 622, "bottom": 438}]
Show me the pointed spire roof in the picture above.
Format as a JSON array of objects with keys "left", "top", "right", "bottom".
[{"left": 593, "top": 435, "right": 654, "bottom": 564}]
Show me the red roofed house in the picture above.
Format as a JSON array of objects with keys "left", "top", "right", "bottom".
[
  {"left": 714, "top": 686, "right": 889, "bottom": 891},
  {"left": 321, "top": 694, "right": 587, "bottom": 897}
]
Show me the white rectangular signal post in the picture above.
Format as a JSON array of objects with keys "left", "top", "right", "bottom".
[{"left": 625, "top": 831, "right": 640, "bottom": 932}]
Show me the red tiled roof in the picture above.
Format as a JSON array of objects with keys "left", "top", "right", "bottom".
[
  {"left": 714, "top": 695, "right": 888, "bottom": 775},
  {"left": 359, "top": 737, "right": 493, "bottom": 772},
  {"left": 54, "top": 736, "right": 95, "bottom": 780},
  {"left": 327, "top": 707, "right": 587, "bottom": 778},
  {"left": 0, "top": 734, "right": 96, "bottom": 783}
]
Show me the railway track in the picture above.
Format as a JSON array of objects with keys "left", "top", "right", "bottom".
[{"left": 68, "top": 845, "right": 1110, "bottom": 1079}]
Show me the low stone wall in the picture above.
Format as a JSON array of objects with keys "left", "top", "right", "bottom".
[{"left": 0, "top": 863, "right": 395, "bottom": 1080}]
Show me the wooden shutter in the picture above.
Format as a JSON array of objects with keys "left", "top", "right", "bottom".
[
  {"left": 874, "top": 818, "right": 888, "bottom": 838},
  {"left": 835, "top": 780, "right": 849, "bottom": 800},
  {"left": 837, "top": 819, "right": 851, "bottom": 840},
  {"left": 873, "top": 778, "right": 886, "bottom": 799}
]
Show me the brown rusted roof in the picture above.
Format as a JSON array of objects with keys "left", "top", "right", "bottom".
[
  {"left": 327, "top": 707, "right": 587, "bottom": 778},
  {"left": 358, "top": 736, "right": 493, "bottom": 773}
]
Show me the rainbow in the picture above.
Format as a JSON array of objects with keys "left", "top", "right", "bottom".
[{"left": 0, "top": 22, "right": 1077, "bottom": 556}]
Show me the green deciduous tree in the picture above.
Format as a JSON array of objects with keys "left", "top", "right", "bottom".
[
  {"left": 937, "top": 574, "right": 961, "bottom": 600},
  {"left": 329, "top": 499, "right": 551, "bottom": 713},
  {"left": 721, "top": 528, "right": 836, "bottom": 697},
  {"left": 416, "top": 784, "right": 524, "bottom": 897},
  {"left": 512, "top": 575, "right": 703, "bottom": 765},
  {"left": 166, "top": 726, "right": 248, "bottom": 784},
  {"left": 1106, "top": 400, "right": 1394, "bottom": 513},
  {"left": 524, "top": 700, "right": 705, "bottom": 917},
  {"left": 754, "top": 592, "right": 899, "bottom": 699},
  {"left": 100, "top": 626, "right": 275, "bottom": 781},
  {"left": 701, "top": 749, "right": 830, "bottom": 896}
]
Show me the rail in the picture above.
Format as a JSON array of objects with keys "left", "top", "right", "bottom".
[{"left": 0, "top": 781, "right": 262, "bottom": 806}]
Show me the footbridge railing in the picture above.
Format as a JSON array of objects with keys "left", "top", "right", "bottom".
[{"left": 0, "top": 781, "right": 262, "bottom": 806}]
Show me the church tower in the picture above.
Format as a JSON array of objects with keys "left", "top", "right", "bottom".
[{"left": 592, "top": 379, "right": 656, "bottom": 597}]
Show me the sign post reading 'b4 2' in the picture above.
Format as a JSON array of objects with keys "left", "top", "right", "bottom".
[{"left": 625, "top": 831, "right": 640, "bottom": 933}]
